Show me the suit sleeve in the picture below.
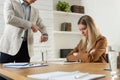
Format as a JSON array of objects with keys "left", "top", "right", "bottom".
[
  {"left": 66, "top": 36, "right": 107, "bottom": 62},
  {"left": 4, "top": 0, "right": 32, "bottom": 29},
  {"left": 79, "top": 36, "right": 107, "bottom": 62},
  {"left": 66, "top": 40, "right": 81, "bottom": 62},
  {"left": 89, "top": 37, "right": 107, "bottom": 62}
]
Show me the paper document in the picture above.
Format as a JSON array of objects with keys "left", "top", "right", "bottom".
[
  {"left": 3, "top": 63, "right": 48, "bottom": 68},
  {"left": 27, "top": 71, "right": 105, "bottom": 80}
]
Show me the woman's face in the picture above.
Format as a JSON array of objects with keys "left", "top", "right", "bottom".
[{"left": 78, "top": 24, "right": 88, "bottom": 38}]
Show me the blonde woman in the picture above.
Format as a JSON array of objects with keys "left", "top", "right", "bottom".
[{"left": 66, "top": 15, "right": 107, "bottom": 63}]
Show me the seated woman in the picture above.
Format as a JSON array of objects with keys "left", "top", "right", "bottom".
[{"left": 66, "top": 15, "right": 107, "bottom": 63}]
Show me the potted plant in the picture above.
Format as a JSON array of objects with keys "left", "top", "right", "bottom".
[{"left": 56, "top": 1, "right": 71, "bottom": 12}]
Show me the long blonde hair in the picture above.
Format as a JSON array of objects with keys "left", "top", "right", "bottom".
[{"left": 78, "top": 15, "right": 101, "bottom": 52}]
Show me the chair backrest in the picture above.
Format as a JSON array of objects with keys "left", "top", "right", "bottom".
[{"left": 60, "top": 49, "right": 73, "bottom": 58}]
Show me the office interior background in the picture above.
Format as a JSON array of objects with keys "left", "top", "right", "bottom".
[{"left": 0, "top": 0, "right": 120, "bottom": 62}]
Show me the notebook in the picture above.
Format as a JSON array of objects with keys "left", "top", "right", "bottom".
[{"left": 3, "top": 63, "right": 48, "bottom": 68}]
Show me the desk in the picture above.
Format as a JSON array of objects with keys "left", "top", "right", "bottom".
[{"left": 0, "top": 63, "right": 119, "bottom": 80}]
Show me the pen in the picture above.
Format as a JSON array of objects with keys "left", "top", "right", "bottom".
[
  {"left": 104, "top": 68, "right": 111, "bottom": 71},
  {"left": 74, "top": 73, "right": 89, "bottom": 79}
]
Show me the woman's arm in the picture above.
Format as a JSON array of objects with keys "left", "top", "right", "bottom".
[
  {"left": 66, "top": 41, "right": 81, "bottom": 62},
  {"left": 80, "top": 36, "right": 107, "bottom": 62},
  {"left": 89, "top": 36, "right": 107, "bottom": 62}
]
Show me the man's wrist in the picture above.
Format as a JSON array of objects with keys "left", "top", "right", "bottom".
[{"left": 42, "top": 33, "right": 48, "bottom": 36}]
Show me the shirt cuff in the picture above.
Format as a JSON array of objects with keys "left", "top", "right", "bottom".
[{"left": 42, "top": 33, "right": 48, "bottom": 36}]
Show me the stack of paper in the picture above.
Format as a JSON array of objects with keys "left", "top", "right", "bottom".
[
  {"left": 3, "top": 63, "right": 48, "bottom": 68},
  {"left": 27, "top": 71, "right": 105, "bottom": 80}
]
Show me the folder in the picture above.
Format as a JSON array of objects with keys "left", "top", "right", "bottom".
[{"left": 3, "top": 63, "right": 48, "bottom": 68}]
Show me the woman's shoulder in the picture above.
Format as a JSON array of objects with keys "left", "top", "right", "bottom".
[{"left": 97, "top": 35, "right": 107, "bottom": 41}]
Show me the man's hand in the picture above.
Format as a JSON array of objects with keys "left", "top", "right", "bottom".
[
  {"left": 31, "top": 24, "right": 41, "bottom": 32},
  {"left": 40, "top": 34, "right": 48, "bottom": 42}
]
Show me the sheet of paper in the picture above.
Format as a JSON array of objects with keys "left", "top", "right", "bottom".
[
  {"left": 53, "top": 73, "right": 105, "bottom": 80},
  {"left": 3, "top": 63, "right": 48, "bottom": 68},
  {"left": 28, "top": 71, "right": 79, "bottom": 79},
  {"left": 27, "top": 71, "right": 105, "bottom": 80}
]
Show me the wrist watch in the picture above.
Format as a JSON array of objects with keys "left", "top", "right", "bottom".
[{"left": 42, "top": 33, "right": 48, "bottom": 36}]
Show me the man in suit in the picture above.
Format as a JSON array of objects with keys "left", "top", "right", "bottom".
[{"left": 0, "top": 0, "right": 48, "bottom": 63}]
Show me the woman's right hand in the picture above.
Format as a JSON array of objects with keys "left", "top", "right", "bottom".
[{"left": 73, "top": 52, "right": 78, "bottom": 56}]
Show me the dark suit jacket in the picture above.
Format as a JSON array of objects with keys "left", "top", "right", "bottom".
[{"left": 66, "top": 35, "right": 107, "bottom": 63}]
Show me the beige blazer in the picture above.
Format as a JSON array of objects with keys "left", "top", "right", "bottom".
[
  {"left": 0, "top": 0, "right": 47, "bottom": 58},
  {"left": 67, "top": 35, "right": 107, "bottom": 63}
]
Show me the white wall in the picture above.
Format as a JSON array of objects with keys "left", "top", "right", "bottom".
[
  {"left": 81, "top": 0, "right": 120, "bottom": 51},
  {"left": 31, "top": 0, "right": 54, "bottom": 62}
]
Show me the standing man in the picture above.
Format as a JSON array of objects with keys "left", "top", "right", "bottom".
[{"left": 0, "top": 0, "right": 48, "bottom": 63}]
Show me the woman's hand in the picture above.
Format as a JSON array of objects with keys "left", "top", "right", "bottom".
[
  {"left": 90, "top": 49, "right": 96, "bottom": 54},
  {"left": 73, "top": 52, "right": 78, "bottom": 56}
]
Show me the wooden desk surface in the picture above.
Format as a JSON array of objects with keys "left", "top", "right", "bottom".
[{"left": 0, "top": 63, "right": 119, "bottom": 80}]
